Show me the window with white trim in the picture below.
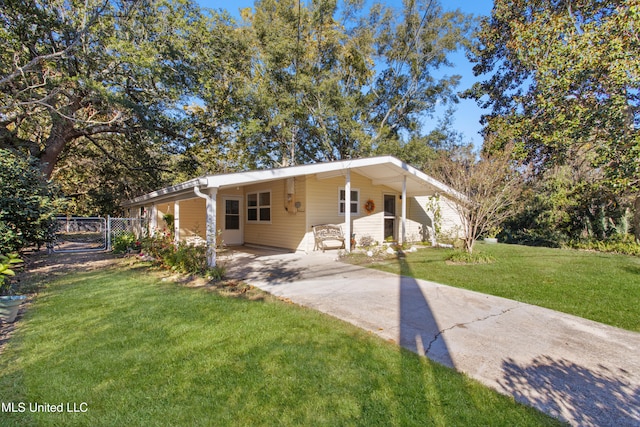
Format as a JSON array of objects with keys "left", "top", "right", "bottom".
[
  {"left": 247, "top": 191, "right": 271, "bottom": 222},
  {"left": 339, "top": 188, "right": 359, "bottom": 215}
]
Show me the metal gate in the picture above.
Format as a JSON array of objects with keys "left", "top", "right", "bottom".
[
  {"left": 52, "top": 217, "right": 107, "bottom": 252},
  {"left": 52, "top": 217, "right": 148, "bottom": 253}
]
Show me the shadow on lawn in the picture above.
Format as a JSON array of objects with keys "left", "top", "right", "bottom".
[{"left": 500, "top": 356, "right": 640, "bottom": 426}]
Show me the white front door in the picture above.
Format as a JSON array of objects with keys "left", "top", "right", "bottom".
[{"left": 222, "top": 197, "right": 243, "bottom": 246}]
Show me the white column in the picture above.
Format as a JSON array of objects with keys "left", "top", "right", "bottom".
[
  {"left": 345, "top": 170, "right": 351, "bottom": 253},
  {"left": 206, "top": 188, "right": 218, "bottom": 267},
  {"left": 150, "top": 204, "right": 158, "bottom": 234},
  {"left": 173, "top": 201, "right": 180, "bottom": 243},
  {"left": 401, "top": 175, "right": 407, "bottom": 245}
]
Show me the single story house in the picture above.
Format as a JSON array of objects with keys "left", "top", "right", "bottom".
[{"left": 122, "top": 156, "right": 463, "bottom": 266}]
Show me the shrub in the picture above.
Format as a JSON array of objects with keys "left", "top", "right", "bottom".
[
  {"left": 358, "top": 235, "right": 376, "bottom": 248},
  {"left": 140, "top": 233, "right": 225, "bottom": 279},
  {"left": 112, "top": 232, "right": 141, "bottom": 254},
  {"left": 566, "top": 236, "right": 640, "bottom": 256},
  {"left": 0, "top": 149, "right": 65, "bottom": 253},
  {"left": 446, "top": 250, "right": 495, "bottom": 265}
]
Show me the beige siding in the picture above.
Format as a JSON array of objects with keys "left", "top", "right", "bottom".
[
  {"left": 406, "top": 197, "right": 433, "bottom": 243},
  {"left": 306, "top": 172, "right": 397, "bottom": 248},
  {"left": 409, "top": 195, "right": 464, "bottom": 243},
  {"left": 439, "top": 196, "right": 464, "bottom": 239},
  {"left": 153, "top": 202, "right": 175, "bottom": 233},
  {"left": 243, "top": 176, "right": 308, "bottom": 251},
  {"left": 125, "top": 171, "right": 462, "bottom": 251},
  {"left": 178, "top": 198, "right": 206, "bottom": 240}
]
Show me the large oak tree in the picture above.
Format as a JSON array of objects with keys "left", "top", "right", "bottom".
[{"left": 466, "top": 0, "right": 640, "bottom": 241}]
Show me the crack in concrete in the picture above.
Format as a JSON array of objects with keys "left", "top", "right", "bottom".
[{"left": 423, "top": 305, "right": 519, "bottom": 356}]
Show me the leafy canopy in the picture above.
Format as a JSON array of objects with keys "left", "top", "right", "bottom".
[
  {"left": 465, "top": 0, "right": 640, "bottom": 242},
  {"left": 0, "top": 149, "right": 65, "bottom": 253}
]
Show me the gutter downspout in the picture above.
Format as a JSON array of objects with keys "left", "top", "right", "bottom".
[{"left": 194, "top": 180, "right": 218, "bottom": 268}]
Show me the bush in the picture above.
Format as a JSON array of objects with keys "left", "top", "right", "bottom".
[
  {"left": 112, "top": 232, "right": 141, "bottom": 254},
  {"left": 446, "top": 250, "right": 495, "bottom": 265},
  {"left": 140, "top": 232, "right": 225, "bottom": 279},
  {"left": 358, "top": 235, "right": 376, "bottom": 248},
  {"left": 0, "top": 149, "right": 65, "bottom": 253},
  {"left": 566, "top": 236, "right": 640, "bottom": 256}
]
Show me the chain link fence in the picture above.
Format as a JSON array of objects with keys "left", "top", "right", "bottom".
[
  {"left": 107, "top": 217, "right": 148, "bottom": 249},
  {"left": 52, "top": 217, "right": 148, "bottom": 253},
  {"left": 52, "top": 217, "right": 107, "bottom": 252}
]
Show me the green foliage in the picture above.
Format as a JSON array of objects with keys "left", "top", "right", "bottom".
[
  {"left": 446, "top": 250, "right": 495, "bottom": 265},
  {"left": 466, "top": 0, "right": 640, "bottom": 245},
  {"left": 1, "top": 0, "right": 241, "bottom": 213},
  {"left": 140, "top": 232, "right": 224, "bottom": 279},
  {"left": 205, "top": 0, "right": 474, "bottom": 169},
  {"left": 2, "top": 0, "right": 475, "bottom": 213},
  {"left": 0, "top": 253, "right": 23, "bottom": 295},
  {"left": 567, "top": 236, "right": 640, "bottom": 257},
  {"left": 164, "top": 242, "right": 210, "bottom": 276},
  {"left": 504, "top": 165, "right": 634, "bottom": 245},
  {"left": 111, "top": 232, "right": 141, "bottom": 254},
  {"left": 0, "top": 149, "right": 64, "bottom": 253}
]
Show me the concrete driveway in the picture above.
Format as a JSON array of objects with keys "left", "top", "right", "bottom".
[{"left": 222, "top": 247, "right": 640, "bottom": 427}]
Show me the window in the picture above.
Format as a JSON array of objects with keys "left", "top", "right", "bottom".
[
  {"left": 247, "top": 191, "right": 271, "bottom": 222},
  {"left": 339, "top": 188, "right": 359, "bottom": 215},
  {"left": 225, "top": 199, "right": 240, "bottom": 230}
]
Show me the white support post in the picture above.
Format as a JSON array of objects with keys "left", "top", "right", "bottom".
[
  {"left": 107, "top": 215, "right": 111, "bottom": 251},
  {"left": 206, "top": 189, "right": 217, "bottom": 267},
  {"left": 401, "top": 175, "right": 407, "bottom": 245},
  {"left": 194, "top": 185, "right": 218, "bottom": 268},
  {"left": 173, "top": 201, "right": 180, "bottom": 243},
  {"left": 345, "top": 169, "right": 351, "bottom": 253},
  {"left": 150, "top": 204, "right": 158, "bottom": 234}
]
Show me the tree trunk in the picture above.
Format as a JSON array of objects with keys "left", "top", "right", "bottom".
[
  {"left": 40, "top": 116, "right": 77, "bottom": 178},
  {"left": 633, "top": 194, "right": 640, "bottom": 243},
  {"left": 465, "top": 237, "right": 474, "bottom": 254}
]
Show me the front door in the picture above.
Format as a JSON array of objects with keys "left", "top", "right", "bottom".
[
  {"left": 222, "top": 197, "right": 243, "bottom": 246},
  {"left": 383, "top": 194, "right": 396, "bottom": 241}
]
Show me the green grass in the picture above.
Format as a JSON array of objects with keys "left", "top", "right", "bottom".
[
  {"left": 355, "top": 243, "right": 640, "bottom": 332},
  {"left": 0, "top": 262, "right": 561, "bottom": 426}
]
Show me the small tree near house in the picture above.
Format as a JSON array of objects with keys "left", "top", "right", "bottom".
[{"left": 436, "top": 145, "right": 524, "bottom": 254}]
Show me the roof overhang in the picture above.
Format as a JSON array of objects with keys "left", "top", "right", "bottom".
[{"left": 122, "top": 156, "right": 463, "bottom": 207}]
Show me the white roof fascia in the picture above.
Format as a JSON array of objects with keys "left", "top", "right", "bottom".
[
  {"left": 122, "top": 178, "right": 205, "bottom": 207},
  {"left": 389, "top": 157, "right": 467, "bottom": 201},
  {"left": 123, "top": 156, "right": 464, "bottom": 206},
  {"left": 203, "top": 156, "right": 400, "bottom": 189}
]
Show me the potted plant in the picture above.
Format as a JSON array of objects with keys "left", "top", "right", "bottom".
[
  {"left": 484, "top": 226, "right": 501, "bottom": 244},
  {"left": 0, "top": 253, "right": 26, "bottom": 323}
]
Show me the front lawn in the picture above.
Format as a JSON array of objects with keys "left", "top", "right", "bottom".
[
  {"left": 354, "top": 243, "right": 640, "bottom": 332},
  {"left": 0, "top": 262, "right": 560, "bottom": 426}
]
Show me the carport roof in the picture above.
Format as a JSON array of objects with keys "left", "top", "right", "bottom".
[{"left": 123, "top": 156, "right": 463, "bottom": 206}]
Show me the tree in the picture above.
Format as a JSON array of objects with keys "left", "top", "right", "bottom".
[
  {"left": 435, "top": 144, "right": 524, "bottom": 254},
  {"left": 0, "top": 149, "right": 64, "bottom": 253},
  {"left": 208, "top": 0, "right": 474, "bottom": 168},
  {"left": 465, "top": 0, "right": 640, "bottom": 242},
  {"left": 0, "top": 0, "right": 243, "bottom": 177},
  {"left": 1, "top": 0, "right": 254, "bottom": 213}
]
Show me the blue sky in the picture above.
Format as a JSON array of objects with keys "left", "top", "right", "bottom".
[{"left": 197, "top": 0, "right": 494, "bottom": 148}]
